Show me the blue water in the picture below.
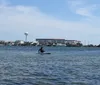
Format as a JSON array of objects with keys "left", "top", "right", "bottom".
[{"left": 0, "top": 46, "right": 100, "bottom": 85}]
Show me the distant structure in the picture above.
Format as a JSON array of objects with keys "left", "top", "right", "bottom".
[
  {"left": 24, "top": 32, "right": 28, "bottom": 42},
  {"left": 36, "top": 38, "right": 65, "bottom": 46},
  {"left": 36, "top": 38, "right": 82, "bottom": 46}
]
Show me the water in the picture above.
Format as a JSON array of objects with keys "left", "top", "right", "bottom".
[{"left": 0, "top": 46, "right": 100, "bottom": 85}]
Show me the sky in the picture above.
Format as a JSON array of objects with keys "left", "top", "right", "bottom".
[{"left": 0, "top": 0, "right": 100, "bottom": 45}]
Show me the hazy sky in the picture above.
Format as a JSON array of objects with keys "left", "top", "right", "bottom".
[{"left": 0, "top": 0, "right": 100, "bottom": 44}]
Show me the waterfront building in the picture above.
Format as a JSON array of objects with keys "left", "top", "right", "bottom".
[{"left": 36, "top": 38, "right": 65, "bottom": 46}]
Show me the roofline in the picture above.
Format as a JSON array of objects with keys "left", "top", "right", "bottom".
[{"left": 36, "top": 38, "right": 65, "bottom": 40}]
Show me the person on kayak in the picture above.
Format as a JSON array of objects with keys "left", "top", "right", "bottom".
[{"left": 38, "top": 47, "right": 45, "bottom": 53}]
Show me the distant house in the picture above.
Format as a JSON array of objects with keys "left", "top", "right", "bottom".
[
  {"left": 14, "top": 40, "right": 24, "bottom": 46},
  {"left": 36, "top": 38, "right": 65, "bottom": 46},
  {"left": 30, "top": 41, "right": 39, "bottom": 46}
]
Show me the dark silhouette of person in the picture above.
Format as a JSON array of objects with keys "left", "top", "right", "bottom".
[{"left": 38, "top": 47, "right": 45, "bottom": 53}]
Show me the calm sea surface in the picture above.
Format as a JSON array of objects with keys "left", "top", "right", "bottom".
[{"left": 0, "top": 46, "right": 100, "bottom": 85}]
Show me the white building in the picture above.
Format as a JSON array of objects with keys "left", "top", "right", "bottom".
[{"left": 36, "top": 38, "right": 65, "bottom": 45}]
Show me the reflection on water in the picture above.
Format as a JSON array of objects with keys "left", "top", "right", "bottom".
[{"left": 0, "top": 46, "right": 100, "bottom": 85}]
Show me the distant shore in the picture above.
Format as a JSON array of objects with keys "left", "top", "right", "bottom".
[{"left": 0, "top": 40, "right": 100, "bottom": 47}]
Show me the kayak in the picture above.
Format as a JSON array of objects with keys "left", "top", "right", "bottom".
[
  {"left": 37, "top": 52, "right": 51, "bottom": 55},
  {"left": 43, "top": 53, "right": 51, "bottom": 54}
]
